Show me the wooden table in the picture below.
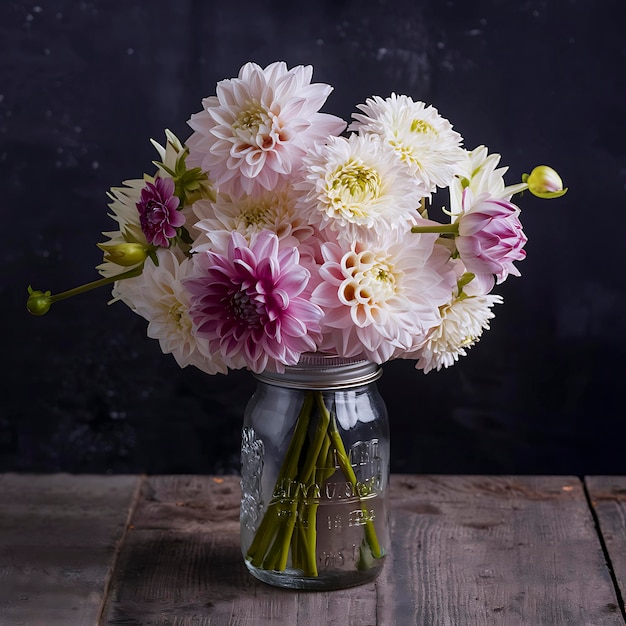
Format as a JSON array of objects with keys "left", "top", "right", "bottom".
[{"left": 1, "top": 474, "right": 625, "bottom": 625}]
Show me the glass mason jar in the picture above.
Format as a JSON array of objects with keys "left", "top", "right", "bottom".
[{"left": 240, "top": 353, "right": 390, "bottom": 590}]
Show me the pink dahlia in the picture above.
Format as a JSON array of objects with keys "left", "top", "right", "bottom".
[
  {"left": 183, "top": 230, "right": 323, "bottom": 373},
  {"left": 136, "top": 176, "right": 184, "bottom": 247},
  {"left": 186, "top": 61, "right": 347, "bottom": 198},
  {"left": 455, "top": 189, "right": 527, "bottom": 284}
]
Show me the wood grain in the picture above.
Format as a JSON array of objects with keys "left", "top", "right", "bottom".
[
  {"left": 586, "top": 475, "right": 626, "bottom": 611},
  {"left": 381, "top": 475, "right": 624, "bottom": 625},
  {"left": 0, "top": 473, "right": 140, "bottom": 625},
  {"left": 100, "top": 474, "right": 626, "bottom": 625}
]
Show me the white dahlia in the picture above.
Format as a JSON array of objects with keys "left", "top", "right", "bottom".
[
  {"left": 296, "top": 133, "right": 422, "bottom": 245},
  {"left": 411, "top": 289, "right": 503, "bottom": 374},
  {"left": 186, "top": 61, "right": 346, "bottom": 198},
  {"left": 350, "top": 93, "right": 465, "bottom": 196},
  {"left": 111, "top": 248, "right": 227, "bottom": 375}
]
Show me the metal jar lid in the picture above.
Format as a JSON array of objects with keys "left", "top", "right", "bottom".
[{"left": 253, "top": 352, "right": 382, "bottom": 390}]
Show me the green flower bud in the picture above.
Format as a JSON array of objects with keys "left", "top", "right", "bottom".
[
  {"left": 97, "top": 242, "right": 149, "bottom": 266},
  {"left": 523, "top": 165, "right": 568, "bottom": 199},
  {"left": 27, "top": 287, "right": 52, "bottom": 316}
]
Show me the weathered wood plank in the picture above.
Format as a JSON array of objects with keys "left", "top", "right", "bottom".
[
  {"left": 379, "top": 475, "right": 624, "bottom": 625},
  {"left": 586, "top": 475, "right": 626, "bottom": 612},
  {"left": 101, "top": 474, "right": 625, "bottom": 625},
  {"left": 101, "top": 475, "right": 380, "bottom": 625},
  {"left": 0, "top": 473, "right": 140, "bottom": 626}
]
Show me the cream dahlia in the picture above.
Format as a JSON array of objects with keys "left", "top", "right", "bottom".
[
  {"left": 350, "top": 93, "right": 465, "bottom": 196},
  {"left": 295, "top": 133, "right": 421, "bottom": 245},
  {"left": 186, "top": 61, "right": 346, "bottom": 198}
]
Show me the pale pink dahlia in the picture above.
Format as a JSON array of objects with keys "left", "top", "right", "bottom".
[
  {"left": 136, "top": 176, "right": 184, "bottom": 247},
  {"left": 184, "top": 230, "right": 323, "bottom": 373},
  {"left": 310, "top": 231, "right": 453, "bottom": 363},
  {"left": 455, "top": 188, "right": 527, "bottom": 284},
  {"left": 186, "top": 61, "right": 347, "bottom": 198},
  {"left": 191, "top": 184, "right": 315, "bottom": 256}
]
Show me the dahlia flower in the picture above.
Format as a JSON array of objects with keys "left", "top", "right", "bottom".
[
  {"left": 349, "top": 93, "right": 465, "bottom": 196},
  {"left": 191, "top": 185, "right": 315, "bottom": 255},
  {"left": 295, "top": 133, "right": 421, "bottom": 245},
  {"left": 412, "top": 289, "right": 503, "bottom": 373},
  {"left": 186, "top": 61, "right": 346, "bottom": 198},
  {"left": 455, "top": 188, "right": 527, "bottom": 284},
  {"left": 184, "top": 230, "right": 323, "bottom": 373},
  {"left": 136, "top": 176, "right": 184, "bottom": 247},
  {"left": 310, "top": 231, "right": 454, "bottom": 363},
  {"left": 111, "top": 248, "right": 226, "bottom": 375}
]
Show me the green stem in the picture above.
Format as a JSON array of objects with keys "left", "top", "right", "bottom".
[
  {"left": 276, "top": 392, "right": 315, "bottom": 483},
  {"left": 300, "top": 394, "right": 331, "bottom": 485},
  {"left": 247, "top": 507, "right": 280, "bottom": 568},
  {"left": 264, "top": 491, "right": 300, "bottom": 571},
  {"left": 411, "top": 223, "right": 459, "bottom": 235},
  {"left": 327, "top": 414, "right": 384, "bottom": 560},
  {"left": 271, "top": 394, "right": 330, "bottom": 572},
  {"left": 50, "top": 267, "right": 144, "bottom": 303},
  {"left": 246, "top": 393, "right": 314, "bottom": 565}
]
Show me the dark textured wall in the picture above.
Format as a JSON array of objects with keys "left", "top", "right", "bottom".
[{"left": 3, "top": 0, "right": 625, "bottom": 475}]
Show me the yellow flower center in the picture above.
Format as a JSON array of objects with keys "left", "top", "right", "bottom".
[
  {"left": 410, "top": 118, "right": 437, "bottom": 135},
  {"left": 240, "top": 202, "right": 271, "bottom": 228},
  {"left": 332, "top": 160, "right": 380, "bottom": 197},
  {"left": 325, "top": 160, "right": 382, "bottom": 221},
  {"left": 168, "top": 301, "right": 191, "bottom": 332},
  {"left": 389, "top": 139, "right": 420, "bottom": 169},
  {"left": 232, "top": 100, "right": 275, "bottom": 149},
  {"left": 234, "top": 100, "right": 267, "bottom": 132}
]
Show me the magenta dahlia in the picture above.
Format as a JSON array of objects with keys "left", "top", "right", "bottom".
[
  {"left": 136, "top": 176, "right": 184, "bottom": 247},
  {"left": 184, "top": 230, "right": 323, "bottom": 373}
]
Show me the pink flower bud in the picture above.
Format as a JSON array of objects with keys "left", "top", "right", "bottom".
[{"left": 455, "top": 190, "right": 527, "bottom": 284}]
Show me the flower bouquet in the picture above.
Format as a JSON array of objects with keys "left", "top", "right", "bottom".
[{"left": 27, "top": 61, "right": 566, "bottom": 588}]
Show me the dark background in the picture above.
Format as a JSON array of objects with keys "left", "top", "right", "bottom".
[{"left": 2, "top": 0, "right": 625, "bottom": 476}]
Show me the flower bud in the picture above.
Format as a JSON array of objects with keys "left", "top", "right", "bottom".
[
  {"left": 97, "top": 242, "right": 149, "bottom": 266},
  {"left": 525, "top": 165, "right": 568, "bottom": 198},
  {"left": 27, "top": 287, "right": 52, "bottom": 316}
]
